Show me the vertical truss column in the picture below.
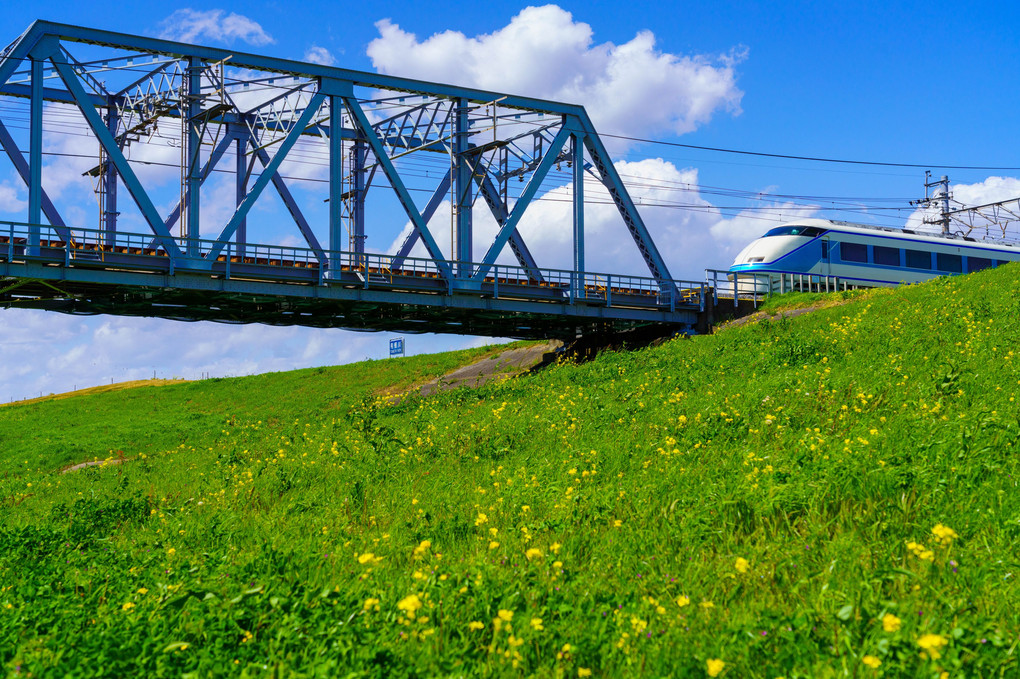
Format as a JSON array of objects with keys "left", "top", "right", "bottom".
[
  {"left": 453, "top": 98, "right": 472, "bottom": 277},
  {"left": 103, "top": 104, "right": 119, "bottom": 244},
  {"left": 572, "top": 132, "right": 585, "bottom": 285},
  {"left": 234, "top": 128, "right": 247, "bottom": 258},
  {"left": 28, "top": 56, "right": 42, "bottom": 255},
  {"left": 352, "top": 139, "right": 366, "bottom": 257},
  {"left": 185, "top": 57, "right": 203, "bottom": 256},
  {"left": 329, "top": 96, "right": 343, "bottom": 273}
]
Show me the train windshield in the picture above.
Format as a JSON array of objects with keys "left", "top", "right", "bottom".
[{"left": 763, "top": 226, "right": 825, "bottom": 238}]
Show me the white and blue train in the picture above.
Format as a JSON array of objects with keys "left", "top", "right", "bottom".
[{"left": 729, "top": 218, "right": 1020, "bottom": 287}]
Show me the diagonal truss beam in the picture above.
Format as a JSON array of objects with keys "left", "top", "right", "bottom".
[
  {"left": 49, "top": 48, "right": 184, "bottom": 258},
  {"left": 581, "top": 123, "right": 675, "bottom": 286},
  {"left": 472, "top": 125, "right": 571, "bottom": 281},
  {"left": 475, "top": 173, "right": 543, "bottom": 280},
  {"left": 0, "top": 119, "right": 70, "bottom": 240},
  {"left": 0, "top": 30, "right": 36, "bottom": 93},
  {"left": 251, "top": 142, "right": 326, "bottom": 262},
  {"left": 342, "top": 94, "right": 452, "bottom": 281},
  {"left": 390, "top": 168, "right": 450, "bottom": 269},
  {"left": 207, "top": 91, "right": 326, "bottom": 262}
]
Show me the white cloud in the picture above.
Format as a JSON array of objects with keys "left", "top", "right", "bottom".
[
  {"left": 304, "top": 46, "right": 336, "bottom": 67},
  {"left": 367, "top": 5, "right": 744, "bottom": 138},
  {"left": 158, "top": 9, "right": 275, "bottom": 47},
  {"left": 0, "top": 180, "right": 25, "bottom": 214}
]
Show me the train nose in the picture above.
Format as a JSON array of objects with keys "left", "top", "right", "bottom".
[{"left": 732, "top": 239, "right": 772, "bottom": 265}]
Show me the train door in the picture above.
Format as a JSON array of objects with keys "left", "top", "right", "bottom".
[{"left": 820, "top": 236, "right": 831, "bottom": 277}]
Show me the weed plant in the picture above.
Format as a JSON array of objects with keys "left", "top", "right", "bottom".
[{"left": 2, "top": 267, "right": 1019, "bottom": 677}]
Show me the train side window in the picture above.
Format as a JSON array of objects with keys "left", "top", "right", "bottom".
[
  {"left": 905, "top": 249, "right": 932, "bottom": 269},
  {"left": 968, "top": 257, "right": 992, "bottom": 272},
  {"left": 840, "top": 242, "right": 867, "bottom": 263},
  {"left": 936, "top": 253, "right": 962, "bottom": 273},
  {"left": 821, "top": 240, "right": 828, "bottom": 260},
  {"left": 873, "top": 246, "right": 900, "bottom": 266}
]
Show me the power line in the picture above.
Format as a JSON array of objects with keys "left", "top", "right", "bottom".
[{"left": 601, "top": 133, "right": 1020, "bottom": 171}]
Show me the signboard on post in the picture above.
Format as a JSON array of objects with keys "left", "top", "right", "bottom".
[{"left": 389, "top": 337, "right": 405, "bottom": 358}]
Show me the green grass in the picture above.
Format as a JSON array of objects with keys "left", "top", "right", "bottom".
[{"left": 2, "top": 267, "right": 1020, "bottom": 677}]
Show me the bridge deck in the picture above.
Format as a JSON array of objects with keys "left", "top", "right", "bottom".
[{"left": 0, "top": 223, "right": 702, "bottom": 339}]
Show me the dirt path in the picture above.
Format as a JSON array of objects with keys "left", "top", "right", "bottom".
[
  {"left": 61, "top": 457, "right": 130, "bottom": 474},
  {"left": 390, "top": 341, "right": 561, "bottom": 402},
  {"left": 716, "top": 299, "right": 854, "bottom": 332}
]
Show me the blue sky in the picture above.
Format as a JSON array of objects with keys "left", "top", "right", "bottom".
[{"left": 0, "top": 1, "right": 1018, "bottom": 401}]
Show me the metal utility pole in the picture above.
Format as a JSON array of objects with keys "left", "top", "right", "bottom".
[{"left": 910, "top": 171, "right": 952, "bottom": 235}]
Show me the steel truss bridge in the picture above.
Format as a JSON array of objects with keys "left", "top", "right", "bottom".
[{"left": 0, "top": 21, "right": 703, "bottom": 340}]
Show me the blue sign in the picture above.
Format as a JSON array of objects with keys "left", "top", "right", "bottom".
[{"left": 389, "top": 337, "right": 405, "bottom": 357}]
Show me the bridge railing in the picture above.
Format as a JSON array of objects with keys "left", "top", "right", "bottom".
[
  {"left": 705, "top": 269, "right": 851, "bottom": 310},
  {"left": 705, "top": 269, "right": 773, "bottom": 310},
  {"left": 0, "top": 221, "right": 706, "bottom": 311}
]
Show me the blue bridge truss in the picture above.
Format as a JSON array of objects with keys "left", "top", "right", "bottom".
[{"left": 0, "top": 21, "right": 703, "bottom": 339}]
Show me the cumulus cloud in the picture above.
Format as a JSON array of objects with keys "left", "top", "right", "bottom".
[
  {"left": 304, "top": 46, "right": 336, "bottom": 66},
  {"left": 0, "top": 180, "right": 25, "bottom": 215},
  {"left": 158, "top": 9, "right": 275, "bottom": 47},
  {"left": 367, "top": 5, "right": 744, "bottom": 137}
]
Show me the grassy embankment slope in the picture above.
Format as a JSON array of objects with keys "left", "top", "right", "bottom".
[{"left": 2, "top": 266, "right": 1019, "bottom": 677}]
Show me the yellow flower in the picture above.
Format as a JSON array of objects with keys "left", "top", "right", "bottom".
[
  {"left": 358, "top": 552, "right": 382, "bottom": 565},
  {"left": 917, "top": 633, "right": 948, "bottom": 660},
  {"left": 137, "top": 588, "right": 148, "bottom": 595},
  {"left": 706, "top": 658, "right": 725, "bottom": 677},
  {"left": 612, "top": 519, "right": 623, "bottom": 528},
  {"left": 489, "top": 541, "right": 500, "bottom": 550},
  {"left": 530, "top": 617, "right": 544, "bottom": 631},
  {"left": 699, "top": 600, "right": 714, "bottom": 611},
  {"left": 412, "top": 540, "right": 431, "bottom": 558},
  {"left": 578, "top": 669, "right": 592, "bottom": 678},
  {"left": 521, "top": 505, "right": 531, "bottom": 512},
  {"left": 475, "top": 513, "right": 488, "bottom": 526},
  {"left": 862, "top": 655, "right": 881, "bottom": 669},
  {"left": 676, "top": 595, "right": 691, "bottom": 608},
  {"left": 121, "top": 602, "right": 135, "bottom": 611},
  {"left": 735, "top": 557, "right": 750, "bottom": 574},
  {"left": 363, "top": 597, "right": 380, "bottom": 611},
  {"left": 468, "top": 621, "right": 484, "bottom": 631},
  {"left": 497, "top": 609, "right": 514, "bottom": 622},
  {"left": 931, "top": 523, "right": 958, "bottom": 546},
  {"left": 550, "top": 542, "right": 562, "bottom": 554},
  {"left": 397, "top": 594, "right": 422, "bottom": 616},
  {"left": 167, "top": 548, "right": 176, "bottom": 556},
  {"left": 882, "top": 613, "right": 901, "bottom": 632},
  {"left": 525, "top": 548, "right": 543, "bottom": 560}
]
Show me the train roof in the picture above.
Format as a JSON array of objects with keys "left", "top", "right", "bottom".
[{"left": 775, "top": 218, "right": 1020, "bottom": 253}]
